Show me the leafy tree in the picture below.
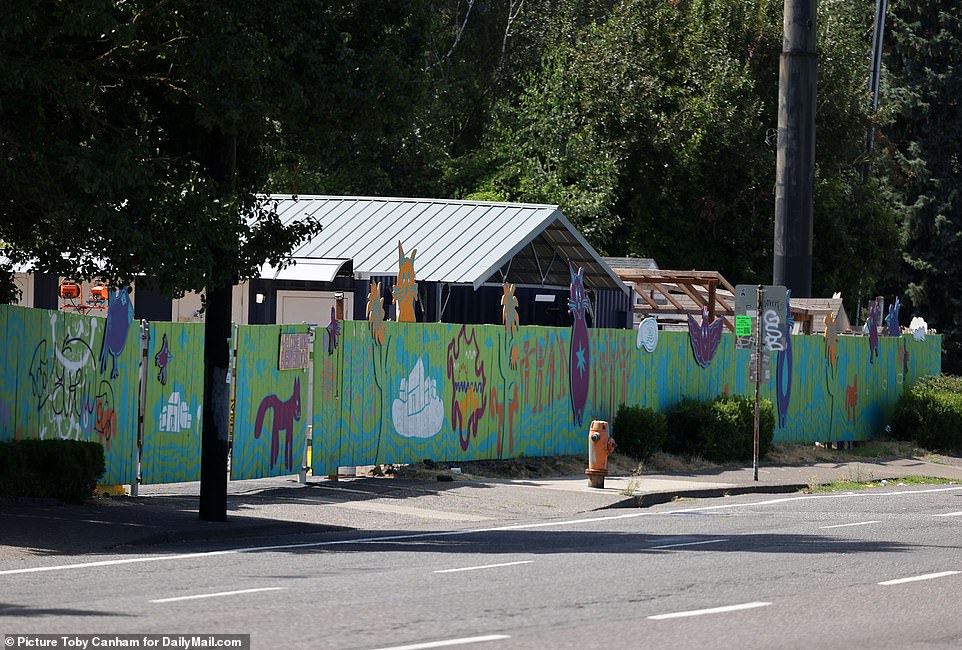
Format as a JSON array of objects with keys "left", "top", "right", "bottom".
[
  {"left": 882, "top": 0, "right": 962, "bottom": 370},
  {"left": 0, "top": 0, "right": 429, "bottom": 517},
  {"left": 464, "top": 0, "right": 899, "bottom": 310}
]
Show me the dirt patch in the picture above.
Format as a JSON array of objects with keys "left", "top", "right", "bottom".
[
  {"left": 383, "top": 453, "right": 641, "bottom": 481},
  {"left": 370, "top": 442, "right": 960, "bottom": 481}
]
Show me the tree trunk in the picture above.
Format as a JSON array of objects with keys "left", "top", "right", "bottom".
[{"left": 199, "top": 129, "right": 237, "bottom": 522}]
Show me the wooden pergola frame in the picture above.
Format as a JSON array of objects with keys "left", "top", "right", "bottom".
[{"left": 610, "top": 269, "right": 738, "bottom": 331}]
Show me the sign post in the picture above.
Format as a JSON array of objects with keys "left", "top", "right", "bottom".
[
  {"left": 739, "top": 283, "right": 788, "bottom": 481},
  {"left": 753, "top": 285, "right": 762, "bottom": 481}
]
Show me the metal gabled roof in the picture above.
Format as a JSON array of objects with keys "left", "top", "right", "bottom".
[{"left": 266, "top": 195, "right": 628, "bottom": 294}]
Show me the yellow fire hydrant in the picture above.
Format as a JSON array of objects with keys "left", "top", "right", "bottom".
[{"left": 585, "top": 420, "right": 615, "bottom": 488}]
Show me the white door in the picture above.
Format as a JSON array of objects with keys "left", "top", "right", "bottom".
[{"left": 276, "top": 290, "right": 353, "bottom": 325}]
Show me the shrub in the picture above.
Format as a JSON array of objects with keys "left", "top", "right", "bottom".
[
  {"left": 666, "top": 395, "right": 775, "bottom": 463},
  {"left": 613, "top": 404, "right": 668, "bottom": 460},
  {"left": 0, "top": 440, "right": 106, "bottom": 503},
  {"left": 891, "top": 374, "right": 962, "bottom": 453},
  {"left": 664, "top": 398, "right": 712, "bottom": 455}
]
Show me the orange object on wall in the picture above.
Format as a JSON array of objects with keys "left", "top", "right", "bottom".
[
  {"left": 90, "top": 284, "right": 109, "bottom": 302},
  {"left": 59, "top": 280, "right": 82, "bottom": 300}
]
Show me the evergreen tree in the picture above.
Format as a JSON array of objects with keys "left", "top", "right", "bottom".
[{"left": 882, "top": 0, "right": 962, "bottom": 370}]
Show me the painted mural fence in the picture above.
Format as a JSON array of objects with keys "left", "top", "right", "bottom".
[
  {"left": 231, "top": 324, "right": 311, "bottom": 480},
  {"left": 0, "top": 304, "right": 943, "bottom": 485},
  {"left": 0, "top": 305, "right": 206, "bottom": 485},
  {"left": 299, "top": 320, "right": 940, "bottom": 477},
  {"left": 141, "top": 321, "right": 205, "bottom": 484}
]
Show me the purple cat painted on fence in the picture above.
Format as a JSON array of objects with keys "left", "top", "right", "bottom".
[
  {"left": 254, "top": 377, "right": 302, "bottom": 472},
  {"left": 568, "top": 261, "right": 590, "bottom": 426},
  {"left": 100, "top": 288, "right": 134, "bottom": 379}
]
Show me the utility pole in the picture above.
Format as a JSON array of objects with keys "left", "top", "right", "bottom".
[{"left": 773, "top": 0, "right": 817, "bottom": 298}]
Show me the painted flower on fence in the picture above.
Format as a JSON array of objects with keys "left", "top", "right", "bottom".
[
  {"left": 446, "top": 326, "right": 487, "bottom": 451},
  {"left": 326, "top": 306, "right": 341, "bottom": 355},
  {"left": 687, "top": 306, "right": 724, "bottom": 368},
  {"left": 154, "top": 333, "right": 171, "bottom": 386}
]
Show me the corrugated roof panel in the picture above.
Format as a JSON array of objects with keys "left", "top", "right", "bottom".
[
  {"left": 452, "top": 205, "right": 542, "bottom": 282},
  {"left": 264, "top": 195, "right": 626, "bottom": 294},
  {"left": 362, "top": 200, "right": 450, "bottom": 272},
  {"left": 427, "top": 204, "right": 517, "bottom": 282}
]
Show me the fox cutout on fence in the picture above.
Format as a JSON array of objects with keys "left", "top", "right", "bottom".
[{"left": 254, "top": 377, "right": 302, "bottom": 471}]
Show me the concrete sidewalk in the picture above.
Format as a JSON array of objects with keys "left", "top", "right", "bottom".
[{"left": 2, "top": 456, "right": 962, "bottom": 565}]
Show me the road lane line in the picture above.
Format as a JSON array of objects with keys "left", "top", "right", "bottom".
[
  {"left": 149, "top": 587, "right": 286, "bottom": 603},
  {"left": 878, "top": 571, "right": 960, "bottom": 586},
  {"left": 819, "top": 520, "right": 882, "bottom": 529},
  {"left": 648, "top": 602, "right": 771, "bottom": 620},
  {"left": 434, "top": 560, "right": 533, "bottom": 574},
  {"left": 933, "top": 511, "right": 962, "bottom": 517},
  {"left": 650, "top": 539, "right": 727, "bottom": 550},
  {"left": 369, "top": 635, "right": 510, "bottom": 650},
  {"left": 5, "top": 486, "right": 961, "bottom": 577}
]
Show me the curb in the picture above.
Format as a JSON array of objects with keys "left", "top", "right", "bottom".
[{"left": 605, "top": 483, "right": 810, "bottom": 509}]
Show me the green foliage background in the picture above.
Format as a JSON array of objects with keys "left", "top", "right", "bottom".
[{"left": 1, "top": 0, "right": 959, "bottom": 369}]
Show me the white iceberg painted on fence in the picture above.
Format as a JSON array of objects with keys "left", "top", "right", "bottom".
[
  {"left": 392, "top": 357, "right": 444, "bottom": 438},
  {"left": 636, "top": 317, "right": 659, "bottom": 352},
  {"left": 910, "top": 316, "right": 928, "bottom": 341}
]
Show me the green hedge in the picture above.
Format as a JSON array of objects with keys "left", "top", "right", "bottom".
[
  {"left": 613, "top": 405, "right": 668, "bottom": 460},
  {"left": 891, "top": 374, "right": 962, "bottom": 453},
  {"left": 0, "top": 440, "right": 106, "bottom": 503},
  {"left": 613, "top": 395, "right": 774, "bottom": 463},
  {"left": 667, "top": 395, "right": 775, "bottom": 463}
]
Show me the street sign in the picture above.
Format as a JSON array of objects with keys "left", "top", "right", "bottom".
[
  {"left": 734, "top": 285, "right": 758, "bottom": 350},
  {"left": 760, "top": 285, "right": 788, "bottom": 352},
  {"left": 735, "top": 315, "right": 753, "bottom": 337}
]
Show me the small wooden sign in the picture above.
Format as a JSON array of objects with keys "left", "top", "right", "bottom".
[{"left": 279, "top": 333, "right": 311, "bottom": 370}]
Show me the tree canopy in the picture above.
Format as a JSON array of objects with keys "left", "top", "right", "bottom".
[
  {"left": 0, "top": 0, "right": 429, "bottom": 299},
  {"left": 2, "top": 0, "right": 958, "bottom": 368}
]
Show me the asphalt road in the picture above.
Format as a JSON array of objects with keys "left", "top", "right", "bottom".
[{"left": 3, "top": 485, "right": 962, "bottom": 649}]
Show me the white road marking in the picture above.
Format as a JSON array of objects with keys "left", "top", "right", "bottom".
[
  {"left": 819, "top": 520, "right": 882, "bottom": 529},
  {"left": 434, "top": 560, "right": 533, "bottom": 574},
  {"left": 878, "top": 571, "right": 960, "bottom": 586},
  {"left": 8, "top": 513, "right": 149, "bottom": 527},
  {"left": 149, "top": 587, "right": 286, "bottom": 603},
  {"left": 369, "top": 635, "right": 510, "bottom": 650},
  {"left": 4, "top": 486, "right": 960, "bottom": 577},
  {"left": 933, "top": 511, "right": 962, "bottom": 517},
  {"left": 649, "top": 539, "right": 727, "bottom": 550},
  {"left": 648, "top": 601, "right": 771, "bottom": 620}
]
